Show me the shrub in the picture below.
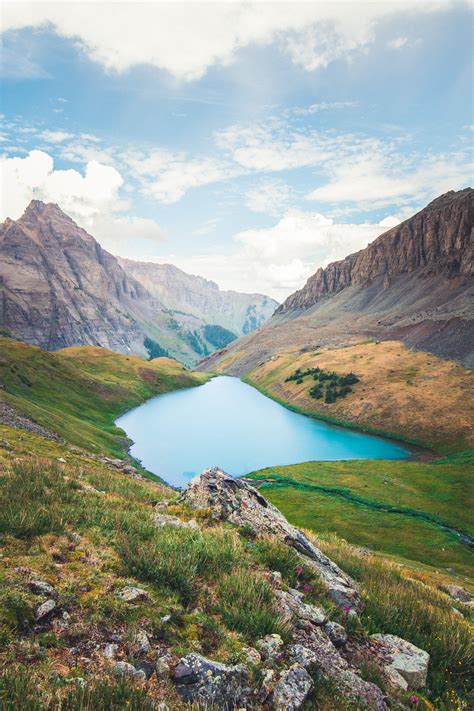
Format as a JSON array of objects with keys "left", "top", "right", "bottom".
[
  {"left": 119, "top": 527, "right": 243, "bottom": 605},
  {"left": 216, "top": 569, "right": 288, "bottom": 640}
]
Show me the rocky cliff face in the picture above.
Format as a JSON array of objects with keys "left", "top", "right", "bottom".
[
  {"left": 202, "top": 189, "right": 474, "bottom": 372},
  {"left": 278, "top": 189, "right": 473, "bottom": 314},
  {"left": 119, "top": 258, "right": 278, "bottom": 336},
  {"left": 0, "top": 202, "right": 277, "bottom": 364},
  {"left": 0, "top": 201, "right": 155, "bottom": 355}
]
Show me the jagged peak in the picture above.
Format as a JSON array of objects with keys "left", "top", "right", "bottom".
[{"left": 20, "top": 199, "right": 76, "bottom": 225}]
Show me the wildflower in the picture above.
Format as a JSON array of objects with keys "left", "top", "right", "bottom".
[
  {"left": 303, "top": 584, "right": 311, "bottom": 591},
  {"left": 409, "top": 695, "right": 419, "bottom": 707},
  {"left": 295, "top": 565, "right": 303, "bottom": 576}
]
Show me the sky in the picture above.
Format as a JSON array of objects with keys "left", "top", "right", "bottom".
[{"left": 1, "top": 1, "right": 473, "bottom": 301}]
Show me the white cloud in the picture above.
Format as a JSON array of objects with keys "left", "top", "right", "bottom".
[
  {"left": 155, "top": 209, "right": 390, "bottom": 300},
  {"left": 245, "top": 180, "right": 295, "bottom": 217},
  {"left": 0, "top": 149, "right": 123, "bottom": 221},
  {"left": 2, "top": 2, "right": 448, "bottom": 81},
  {"left": 192, "top": 218, "right": 220, "bottom": 237},
  {"left": 40, "top": 130, "right": 74, "bottom": 143},
  {"left": 0, "top": 148, "right": 166, "bottom": 254},
  {"left": 125, "top": 148, "right": 236, "bottom": 204},
  {"left": 388, "top": 36, "right": 409, "bottom": 49},
  {"left": 290, "top": 101, "right": 357, "bottom": 116},
  {"left": 305, "top": 149, "right": 473, "bottom": 210}
]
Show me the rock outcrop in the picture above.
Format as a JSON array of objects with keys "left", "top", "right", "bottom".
[
  {"left": 180, "top": 467, "right": 362, "bottom": 611},
  {"left": 371, "top": 634, "right": 430, "bottom": 691},
  {"left": 173, "top": 653, "right": 251, "bottom": 708}
]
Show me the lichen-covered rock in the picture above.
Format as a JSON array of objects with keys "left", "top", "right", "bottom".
[
  {"left": 181, "top": 468, "right": 362, "bottom": 611},
  {"left": 443, "top": 584, "right": 473, "bottom": 603},
  {"left": 371, "top": 634, "right": 430, "bottom": 690},
  {"left": 275, "top": 588, "right": 327, "bottom": 625},
  {"left": 35, "top": 599, "right": 56, "bottom": 621},
  {"left": 270, "top": 664, "right": 313, "bottom": 710},
  {"left": 29, "top": 579, "right": 55, "bottom": 596},
  {"left": 256, "top": 634, "right": 284, "bottom": 661},
  {"left": 324, "top": 621, "right": 347, "bottom": 647},
  {"left": 241, "top": 646, "right": 262, "bottom": 665},
  {"left": 172, "top": 653, "right": 250, "bottom": 709},
  {"left": 114, "top": 661, "right": 146, "bottom": 680},
  {"left": 287, "top": 644, "right": 319, "bottom": 670},
  {"left": 293, "top": 626, "right": 387, "bottom": 710},
  {"left": 133, "top": 629, "right": 150, "bottom": 654},
  {"left": 117, "top": 586, "right": 149, "bottom": 602},
  {"left": 155, "top": 656, "right": 171, "bottom": 678},
  {"left": 152, "top": 512, "right": 199, "bottom": 529},
  {"left": 103, "top": 643, "right": 118, "bottom": 659}
]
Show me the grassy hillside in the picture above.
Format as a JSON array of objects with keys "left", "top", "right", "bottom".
[
  {"left": 246, "top": 458, "right": 474, "bottom": 579},
  {"left": 0, "top": 430, "right": 472, "bottom": 709},
  {"left": 243, "top": 340, "right": 474, "bottom": 453},
  {"left": 0, "top": 338, "right": 208, "bottom": 459}
]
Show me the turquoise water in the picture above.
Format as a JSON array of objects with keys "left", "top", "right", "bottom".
[{"left": 116, "top": 375, "right": 410, "bottom": 488}]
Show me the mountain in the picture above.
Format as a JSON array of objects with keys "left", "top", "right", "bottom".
[
  {"left": 0, "top": 201, "right": 277, "bottom": 365},
  {"left": 119, "top": 258, "right": 278, "bottom": 338},
  {"left": 201, "top": 189, "right": 474, "bottom": 374}
]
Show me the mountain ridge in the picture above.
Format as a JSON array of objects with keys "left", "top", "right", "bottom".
[
  {"left": 0, "top": 201, "right": 277, "bottom": 364},
  {"left": 200, "top": 188, "right": 474, "bottom": 373}
]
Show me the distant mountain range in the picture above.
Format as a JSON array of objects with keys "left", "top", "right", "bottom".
[
  {"left": 0, "top": 201, "right": 277, "bottom": 365},
  {"left": 201, "top": 188, "right": 474, "bottom": 374}
]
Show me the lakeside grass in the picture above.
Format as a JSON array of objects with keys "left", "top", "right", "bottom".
[
  {"left": 244, "top": 341, "right": 474, "bottom": 454},
  {"left": 0, "top": 338, "right": 208, "bottom": 459},
  {"left": 247, "top": 459, "right": 474, "bottom": 580}
]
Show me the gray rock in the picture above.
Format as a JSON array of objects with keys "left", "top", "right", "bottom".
[
  {"left": 152, "top": 512, "right": 199, "bottom": 529},
  {"left": 29, "top": 579, "right": 55, "bottom": 596},
  {"left": 172, "top": 653, "right": 250, "bottom": 708},
  {"left": 117, "top": 586, "right": 149, "bottom": 602},
  {"left": 256, "top": 634, "right": 284, "bottom": 661},
  {"left": 114, "top": 661, "right": 146, "bottom": 680},
  {"left": 180, "top": 468, "right": 362, "bottom": 612},
  {"left": 324, "top": 621, "right": 347, "bottom": 647},
  {"left": 241, "top": 646, "right": 262, "bottom": 665},
  {"left": 275, "top": 588, "right": 327, "bottom": 626},
  {"left": 155, "top": 657, "right": 171, "bottom": 678},
  {"left": 443, "top": 584, "right": 473, "bottom": 603},
  {"left": 134, "top": 629, "right": 150, "bottom": 654},
  {"left": 287, "top": 644, "right": 319, "bottom": 670},
  {"left": 270, "top": 664, "right": 314, "bottom": 710},
  {"left": 103, "top": 643, "right": 118, "bottom": 659},
  {"left": 35, "top": 599, "right": 56, "bottom": 621},
  {"left": 292, "top": 626, "right": 387, "bottom": 710},
  {"left": 371, "top": 634, "right": 430, "bottom": 690}
]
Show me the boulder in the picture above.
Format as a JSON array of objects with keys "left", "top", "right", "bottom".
[
  {"left": 103, "top": 643, "right": 118, "bottom": 659},
  {"left": 292, "top": 626, "right": 387, "bottom": 710},
  {"left": 270, "top": 664, "right": 313, "bottom": 710},
  {"left": 256, "top": 634, "right": 284, "bottom": 661},
  {"left": 114, "top": 661, "right": 146, "bottom": 680},
  {"left": 172, "top": 653, "right": 250, "bottom": 709},
  {"left": 275, "top": 588, "right": 327, "bottom": 626},
  {"left": 152, "top": 512, "right": 199, "bottom": 530},
  {"left": 443, "top": 584, "right": 473, "bottom": 603},
  {"left": 117, "top": 586, "right": 149, "bottom": 602},
  {"left": 29, "top": 579, "right": 55, "bottom": 596},
  {"left": 324, "top": 621, "right": 347, "bottom": 647},
  {"left": 181, "top": 468, "right": 362, "bottom": 612},
  {"left": 371, "top": 634, "right": 430, "bottom": 690},
  {"left": 241, "top": 646, "right": 262, "bottom": 665},
  {"left": 287, "top": 644, "right": 319, "bottom": 670},
  {"left": 35, "top": 599, "right": 56, "bottom": 621},
  {"left": 133, "top": 629, "right": 150, "bottom": 654}
]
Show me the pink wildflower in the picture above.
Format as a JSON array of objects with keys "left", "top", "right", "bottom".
[{"left": 295, "top": 565, "right": 303, "bottom": 576}]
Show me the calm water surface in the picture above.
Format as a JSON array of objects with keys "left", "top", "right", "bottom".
[{"left": 116, "top": 376, "right": 410, "bottom": 488}]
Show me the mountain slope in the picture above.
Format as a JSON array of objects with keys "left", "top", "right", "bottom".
[
  {"left": 119, "top": 258, "right": 278, "bottom": 337},
  {"left": 201, "top": 189, "right": 474, "bottom": 374},
  {"left": 0, "top": 201, "right": 278, "bottom": 365}
]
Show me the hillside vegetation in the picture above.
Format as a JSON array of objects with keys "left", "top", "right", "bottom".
[
  {"left": 243, "top": 341, "right": 474, "bottom": 453},
  {"left": 0, "top": 338, "right": 208, "bottom": 459},
  {"left": 247, "top": 458, "right": 474, "bottom": 579}
]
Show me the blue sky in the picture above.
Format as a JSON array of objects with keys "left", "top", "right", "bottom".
[{"left": 1, "top": 1, "right": 472, "bottom": 299}]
